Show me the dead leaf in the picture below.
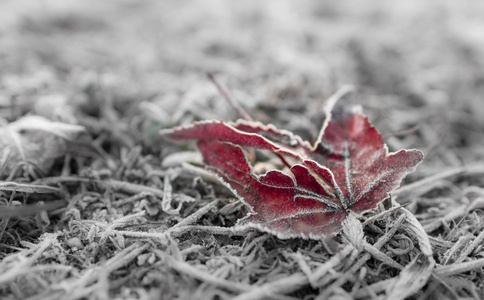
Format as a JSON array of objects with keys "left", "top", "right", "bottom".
[
  {"left": 161, "top": 105, "right": 423, "bottom": 239},
  {"left": 0, "top": 115, "right": 92, "bottom": 175}
]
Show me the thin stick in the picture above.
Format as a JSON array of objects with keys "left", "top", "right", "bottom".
[
  {"left": 206, "top": 73, "right": 297, "bottom": 175},
  {"left": 383, "top": 124, "right": 421, "bottom": 139},
  {"left": 207, "top": 73, "right": 253, "bottom": 121},
  {"left": 434, "top": 257, "right": 484, "bottom": 277},
  {"left": 455, "top": 230, "right": 484, "bottom": 264},
  {"left": 275, "top": 153, "right": 293, "bottom": 170},
  {"left": 392, "top": 166, "right": 467, "bottom": 196}
]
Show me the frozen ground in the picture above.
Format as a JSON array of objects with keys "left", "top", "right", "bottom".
[{"left": 1, "top": 1, "right": 484, "bottom": 299}]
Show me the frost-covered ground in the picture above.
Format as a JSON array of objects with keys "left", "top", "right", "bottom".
[{"left": 1, "top": 1, "right": 484, "bottom": 299}]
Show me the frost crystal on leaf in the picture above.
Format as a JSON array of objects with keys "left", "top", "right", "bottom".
[{"left": 161, "top": 105, "right": 423, "bottom": 239}]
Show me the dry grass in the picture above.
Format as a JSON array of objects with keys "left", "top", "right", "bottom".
[{"left": 1, "top": 0, "right": 484, "bottom": 299}]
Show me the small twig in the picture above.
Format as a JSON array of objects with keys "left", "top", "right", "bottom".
[
  {"left": 434, "top": 257, "right": 484, "bottom": 277},
  {"left": 111, "top": 192, "right": 151, "bottom": 208},
  {"left": 207, "top": 73, "right": 253, "bottom": 121},
  {"left": 162, "top": 174, "right": 180, "bottom": 215},
  {"left": 455, "top": 230, "right": 484, "bottom": 264},
  {"left": 106, "top": 179, "right": 164, "bottom": 199},
  {"left": 169, "top": 200, "right": 219, "bottom": 230},
  {"left": 393, "top": 166, "right": 467, "bottom": 196},
  {"left": 114, "top": 225, "right": 249, "bottom": 242},
  {"left": 443, "top": 234, "right": 473, "bottom": 265},
  {"left": 275, "top": 152, "right": 293, "bottom": 170},
  {"left": 422, "top": 205, "right": 467, "bottom": 233},
  {"left": 362, "top": 205, "right": 403, "bottom": 226},
  {"left": 181, "top": 162, "right": 224, "bottom": 185},
  {"left": 362, "top": 241, "right": 403, "bottom": 270},
  {"left": 383, "top": 124, "right": 421, "bottom": 139}
]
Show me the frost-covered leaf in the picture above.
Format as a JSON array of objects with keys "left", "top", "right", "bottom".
[
  {"left": 162, "top": 119, "right": 305, "bottom": 160},
  {"left": 0, "top": 115, "right": 91, "bottom": 175},
  {"left": 161, "top": 105, "right": 423, "bottom": 239}
]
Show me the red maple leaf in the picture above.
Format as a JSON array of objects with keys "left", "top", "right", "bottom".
[{"left": 161, "top": 105, "right": 423, "bottom": 239}]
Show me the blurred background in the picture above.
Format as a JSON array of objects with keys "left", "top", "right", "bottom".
[{"left": 1, "top": 0, "right": 483, "bottom": 169}]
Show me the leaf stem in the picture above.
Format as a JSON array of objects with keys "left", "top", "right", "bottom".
[
  {"left": 275, "top": 152, "right": 292, "bottom": 170},
  {"left": 206, "top": 73, "right": 253, "bottom": 121}
]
